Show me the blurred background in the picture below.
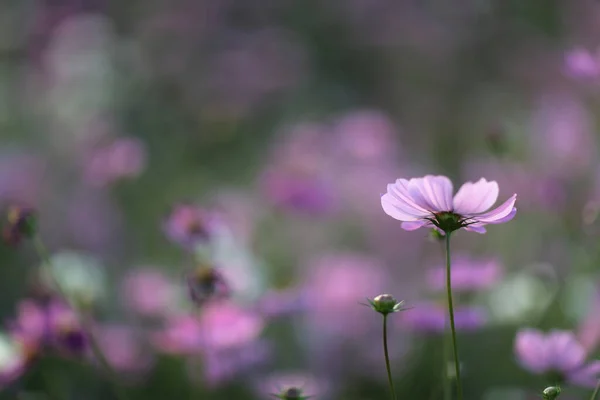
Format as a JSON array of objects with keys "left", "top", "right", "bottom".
[{"left": 1, "top": 0, "right": 600, "bottom": 399}]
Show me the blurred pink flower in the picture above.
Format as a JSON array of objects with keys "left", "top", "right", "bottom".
[
  {"left": 331, "top": 110, "right": 399, "bottom": 162},
  {"left": 151, "top": 315, "right": 203, "bottom": 355},
  {"left": 120, "top": 269, "right": 174, "bottom": 318},
  {"left": 163, "top": 204, "right": 217, "bottom": 248},
  {"left": 515, "top": 329, "right": 600, "bottom": 388},
  {"left": 194, "top": 302, "right": 268, "bottom": 387},
  {"left": 564, "top": 47, "right": 600, "bottom": 80},
  {"left": 400, "top": 302, "right": 487, "bottom": 333},
  {"left": 254, "top": 371, "right": 326, "bottom": 399},
  {"left": 197, "top": 302, "right": 264, "bottom": 350},
  {"left": 426, "top": 255, "right": 503, "bottom": 293},
  {"left": 381, "top": 175, "right": 517, "bottom": 233},
  {"left": 95, "top": 325, "right": 153, "bottom": 374},
  {"left": 10, "top": 298, "right": 86, "bottom": 357},
  {"left": 84, "top": 137, "right": 147, "bottom": 187},
  {"left": 530, "top": 94, "right": 595, "bottom": 176},
  {"left": 303, "top": 253, "right": 389, "bottom": 336}
]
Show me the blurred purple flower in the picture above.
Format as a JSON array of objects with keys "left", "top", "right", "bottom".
[
  {"left": 261, "top": 122, "right": 336, "bottom": 215},
  {"left": 564, "top": 47, "right": 600, "bottom": 80},
  {"left": 400, "top": 302, "right": 487, "bottom": 333},
  {"left": 45, "top": 300, "right": 87, "bottom": 357},
  {"left": 10, "top": 298, "right": 87, "bottom": 358},
  {"left": 0, "top": 153, "right": 44, "bottom": 206},
  {"left": 95, "top": 325, "right": 153, "bottom": 374},
  {"left": 381, "top": 175, "right": 517, "bottom": 233},
  {"left": 120, "top": 269, "right": 174, "bottom": 318},
  {"left": 255, "top": 289, "right": 309, "bottom": 318},
  {"left": 515, "top": 329, "right": 600, "bottom": 387},
  {"left": 163, "top": 204, "right": 218, "bottom": 248},
  {"left": 84, "top": 137, "right": 147, "bottom": 187},
  {"left": 260, "top": 168, "right": 335, "bottom": 215},
  {"left": 198, "top": 28, "right": 308, "bottom": 119},
  {"left": 200, "top": 341, "right": 270, "bottom": 388},
  {"left": 426, "top": 255, "right": 503, "bottom": 293}
]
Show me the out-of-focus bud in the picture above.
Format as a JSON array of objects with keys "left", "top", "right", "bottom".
[
  {"left": 367, "top": 294, "right": 407, "bottom": 316},
  {"left": 186, "top": 264, "right": 230, "bottom": 306},
  {"left": 163, "top": 204, "right": 216, "bottom": 249},
  {"left": 542, "top": 386, "right": 561, "bottom": 400},
  {"left": 428, "top": 228, "right": 445, "bottom": 242},
  {"left": 3, "top": 206, "right": 37, "bottom": 246},
  {"left": 273, "top": 387, "right": 310, "bottom": 400}
]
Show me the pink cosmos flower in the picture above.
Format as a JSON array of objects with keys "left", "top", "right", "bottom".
[
  {"left": 515, "top": 329, "right": 600, "bottom": 387},
  {"left": 381, "top": 175, "right": 517, "bottom": 233}
]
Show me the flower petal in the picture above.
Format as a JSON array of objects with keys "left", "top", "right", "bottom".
[
  {"left": 381, "top": 193, "right": 423, "bottom": 222},
  {"left": 514, "top": 328, "right": 551, "bottom": 373},
  {"left": 568, "top": 361, "right": 600, "bottom": 388},
  {"left": 464, "top": 225, "right": 487, "bottom": 234},
  {"left": 386, "top": 180, "right": 431, "bottom": 217},
  {"left": 407, "top": 175, "right": 454, "bottom": 212},
  {"left": 453, "top": 178, "right": 499, "bottom": 215},
  {"left": 401, "top": 220, "right": 432, "bottom": 231},
  {"left": 469, "top": 194, "right": 517, "bottom": 223},
  {"left": 547, "top": 330, "right": 586, "bottom": 372}
]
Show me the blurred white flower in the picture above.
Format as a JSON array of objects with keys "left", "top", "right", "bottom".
[{"left": 42, "top": 250, "right": 107, "bottom": 308}]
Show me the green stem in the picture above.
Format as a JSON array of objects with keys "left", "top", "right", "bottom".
[
  {"left": 33, "top": 236, "right": 130, "bottom": 400},
  {"left": 383, "top": 314, "right": 397, "bottom": 400},
  {"left": 590, "top": 380, "right": 600, "bottom": 400},
  {"left": 445, "top": 233, "right": 463, "bottom": 400}
]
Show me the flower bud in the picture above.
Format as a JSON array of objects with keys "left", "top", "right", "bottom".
[
  {"left": 542, "top": 386, "right": 561, "bottom": 400},
  {"left": 186, "top": 264, "right": 230, "bottom": 306},
  {"left": 428, "top": 228, "right": 445, "bottom": 242},
  {"left": 274, "top": 387, "right": 310, "bottom": 400},
  {"left": 368, "top": 294, "right": 406, "bottom": 316},
  {"left": 3, "top": 206, "right": 37, "bottom": 246}
]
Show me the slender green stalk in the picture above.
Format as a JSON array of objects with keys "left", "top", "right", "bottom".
[
  {"left": 33, "top": 236, "right": 130, "bottom": 400},
  {"left": 445, "top": 233, "right": 463, "bottom": 400},
  {"left": 382, "top": 314, "right": 397, "bottom": 400},
  {"left": 590, "top": 380, "right": 600, "bottom": 400}
]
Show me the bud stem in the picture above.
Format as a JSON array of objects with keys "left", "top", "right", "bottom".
[
  {"left": 33, "top": 235, "right": 131, "bottom": 400},
  {"left": 445, "top": 233, "right": 463, "bottom": 400},
  {"left": 590, "top": 380, "right": 600, "bottom": 400},
  {"left": 382, "top": 314, "right": 397, "bottom": 400}
]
